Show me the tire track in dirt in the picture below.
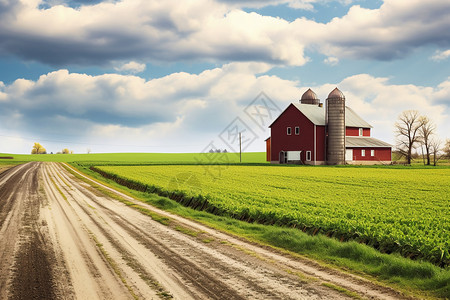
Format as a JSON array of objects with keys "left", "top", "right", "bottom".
[
  {"left": 0, "top": 162, "right": 56, "bottom": 299},
  {"left": 41, "top": 163, "right": 134, "bottom": 299}
]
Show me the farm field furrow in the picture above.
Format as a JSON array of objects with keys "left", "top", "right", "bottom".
[{"left": 95, "top": 165, "right": 450, "bottom": 266}]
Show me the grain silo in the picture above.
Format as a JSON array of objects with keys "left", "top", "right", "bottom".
[
  {"left": 300, "top": 88, "right": 320, "bottom": 105},
  {"left": 326, "top": 87, "right": 345, "bottom": 165}
]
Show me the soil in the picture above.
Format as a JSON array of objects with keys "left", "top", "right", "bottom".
[{"left": 0, "top": 162, "right": 413, "bottom": 299}]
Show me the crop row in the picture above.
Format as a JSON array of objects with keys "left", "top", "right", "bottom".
[{"left": 91, "top": 165, "right": 450, "bottom": 267}]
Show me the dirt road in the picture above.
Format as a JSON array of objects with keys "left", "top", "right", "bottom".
[{"left": 0, "top": 162, "right": 407, "bottom": 299}]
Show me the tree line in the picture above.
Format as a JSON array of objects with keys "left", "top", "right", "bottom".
[
  {"left": 395, "top": 110, "right": 450, "bottom": 165},
  {"left": 31, "top": 143, "right": 73, "bottom": 154}
]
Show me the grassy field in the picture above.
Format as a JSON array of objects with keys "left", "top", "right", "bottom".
[
  {"left": 93, "top": 164, "right": 450, "bottom": 268},
  {"left": 0, "top": 152, "right": 267, "bottom": 164}
]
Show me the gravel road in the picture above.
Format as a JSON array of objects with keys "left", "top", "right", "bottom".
[{"left": 0, "top": 162, "right": 408, "bottom": 299}]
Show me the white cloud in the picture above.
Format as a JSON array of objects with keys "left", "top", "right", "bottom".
[
  {"left": 0, "top": 0, "right": 448, "bottom": 67},
  {"left": 218, "top": 0, "right": 354, "bottom": 10},
  {"left": 323, "top": 56, "right": 338, "bottom": 65},
  {"left": 114, "top": 61, "right": 146, "bottom": 74},
  {"left": 431, "top": 49, "right": 450, "bottom": 61},
  {"left": 1, "top": 63, "right": 449, "bottom": 154},
  {"left": 334, "top": 74, "right": 449, "bottom": 144},
  {"left": 312, "top": 0, "right": 450, "bottom": 60},
  {"left": 0, "top": 62, "right": 300, "bottom": 153}
]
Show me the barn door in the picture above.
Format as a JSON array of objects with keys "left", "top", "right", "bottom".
[
  {"left": 345, "top": 149, "right": 353, "bottom": 161},
  {"left": 279, "top": 151, "right": 286, "bottom": 164}
]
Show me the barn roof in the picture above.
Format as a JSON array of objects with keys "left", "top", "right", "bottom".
[
  {"left": 346, "top": 137, "right": 392, "bottom": 148},
  {"left": 345, "top": 106, "right": 372, "bottom": 128},
  {"left": 288, "top": 103, "right": 373, "bottom": 128},
  {"left": 291, "top": 103, "right": 326, "bottom": 125}
]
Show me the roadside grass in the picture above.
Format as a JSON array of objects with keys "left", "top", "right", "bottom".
[
  {"left": 0, "top": 160, "right": 23, "bottom": 169},
  {"left": 321, "top": 282, "right": 363, "bottom": 299},
  {"left": 69, "top": 162, "right": 450, "bottom": 299}
]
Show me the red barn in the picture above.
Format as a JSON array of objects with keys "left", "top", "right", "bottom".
[{"left": 267, "top": 88, "right": 392, "bottom": 165}]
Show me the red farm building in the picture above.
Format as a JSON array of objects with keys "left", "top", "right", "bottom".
[{"left": 266, "top": 88, "right": 392, "bottom": 165}]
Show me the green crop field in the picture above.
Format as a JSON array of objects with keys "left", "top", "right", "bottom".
[
  {"left": 94, "top": 164, "right": 450, "bottom": 266},
  {"left": 0, "top": 152, "right": 266, "bottom": 164}
]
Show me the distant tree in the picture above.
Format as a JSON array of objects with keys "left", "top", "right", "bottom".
[
  {"left": 209, "top": 149, "right": 214, "bottom": 153},
  {"left": 31, "top": 143, "right": 46, "bottom": 154},
  {"left": 395, "top": 110, "right": 424, "bottom": 164},
  {"left": 61, "top": 148, "right": 74, "bottom": 154},
  {"left": 429, "top": 138, "right": 444, "bottom": 166},
  {"left": 418, "top": 116, "right": 436, "bottom": 165},
  {"left": 443, "top": 139, "right": 450, "bottom": 159},
  {"left": 215, "top": 149, "right": 221, "bottom": 153},
  {"left": 223, "top": 149, "right": 227, "bottom": 153}
]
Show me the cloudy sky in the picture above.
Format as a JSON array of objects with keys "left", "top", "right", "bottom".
[{"left": 0, "top": 0, "right": 449, "bottom": 154}]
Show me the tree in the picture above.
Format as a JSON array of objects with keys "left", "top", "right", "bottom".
[
  {"left": 31, "top": 143, "right": 46, "bottom": 154},
  {"left": 62, "top": 148, "right": 74, "bottom": 154},
  {"left": 395, "top": 110, "right": 423, "bottom": 164},
  {"left": 444, "top": 139, "right": 450, "bottom": 159},
  {"left": 429, "top": 138, "right": 443, "bottom": 166},
  {"left": 418, "top": 116, "right": 436, "bottom": 165}
]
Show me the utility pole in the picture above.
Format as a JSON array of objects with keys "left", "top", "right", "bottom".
[{"left": 239, "top": 132, "right": 242, "bottom": 163}]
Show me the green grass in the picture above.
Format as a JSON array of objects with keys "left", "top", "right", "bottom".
[
  {"left": 69, "top": 163, "right": 450, "bottom": 299},
  {"left": 92, "top": 164, "right": 450, "bottom": 267},
  {"left": 0, "top": 152, "right": 267, "bottom": 164}
]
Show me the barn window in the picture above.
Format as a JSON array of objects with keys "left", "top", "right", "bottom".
[
  {"left": 359, "top": 128, "right": 363, "bottom": 136},
  {"left": 295, "top": 127, "right": 300, "bottom": 135},
  {"left": 361, "top": 149, "right": 366, "bottom": 156},
  {"left": 371, "top": 149, "right": 375, "bottom": 156},
  {"left": 306, "top": 151, "right": 311, "bottom": 161},
  {"left": 287, "top": 127, "right": 292, "bottom": 135}
]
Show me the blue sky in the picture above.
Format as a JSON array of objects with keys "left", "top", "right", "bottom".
[{"left": 0, "top": 0, "right": 449, "bottom": 154}]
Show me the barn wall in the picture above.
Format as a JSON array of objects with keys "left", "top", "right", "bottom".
[
  {"left": 266, "top": 138, "right": 271, "bottom": 162},
  {"left": 270, "top": 104, "right": 316, "bottom": 163},
  {"left": 346, "top": 127, "right": 371, "bottom": 137},
  {"left": 350, "top": 147, "right": 391, "bottom": 161},
  {"left": 315, "top": 125, "right": 326, "bottom": 162}
]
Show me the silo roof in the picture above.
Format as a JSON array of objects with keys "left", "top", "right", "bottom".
[
  {"left": 301, "top": 88, "right": 319, "bottom": 101},
  {"left": 289, "top": 103, "right": 373, "bottom": 128},
  {"left": 327, "top": 87, "right": 345, "bottom": 99},
  {"left": 346, "top": 137, "right": 392, "bottom": 148}
]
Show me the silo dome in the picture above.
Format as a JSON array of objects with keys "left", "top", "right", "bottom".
[
  {"left": 327, "top": 87, "right": 345, "bottom": 99},
  {"left": 300, "top": 88, "right": 320, "bottom": 105}
]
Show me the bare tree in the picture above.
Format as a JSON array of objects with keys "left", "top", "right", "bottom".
[
  {"left": 444, "top": 139, "right": 450, "bottom": 159},
  {"left": 395, "top": 110, "right": 423, "bottom": 164},
  {"left": 418, "top": 116, "right": 436, "bottom": 165},
  {"left": 429, "top": 138, "right": 443, "bottom": 166}
]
